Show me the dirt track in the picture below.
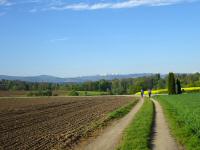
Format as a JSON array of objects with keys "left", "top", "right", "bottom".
[
  {"left": 75, "top": 97, "right": 143, "bottom": 150},
  {"left": 151, "top": 99, "right": 179, "bottom": 150},
  {"left": 0, "top": 96, "right": 134, "bottom": 150}
]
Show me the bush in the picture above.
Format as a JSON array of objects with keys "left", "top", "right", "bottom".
[
  {"left": 68, "top": 90, "right": 79, "bottom": 96},
  {"left": 53, "top": 93, "right": 58, "bottom": 96},
  {"left": 27, "top": 90, "right": 52, "bottom": 96},
  {"left": 28, "top": 92, "right": 34, "bottom": 96}
]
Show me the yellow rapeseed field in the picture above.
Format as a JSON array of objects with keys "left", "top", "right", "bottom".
[{"left": 136, "top": 87, "right": 200, "bottom": 95}]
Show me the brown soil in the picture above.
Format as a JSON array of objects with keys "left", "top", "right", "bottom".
[{"left": 0, "top": 96, "right": 134, "bottom": 150}]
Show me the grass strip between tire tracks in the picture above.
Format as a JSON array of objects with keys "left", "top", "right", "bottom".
[{"left": 117, "top": 99, "right": 154, "bottom": 150}]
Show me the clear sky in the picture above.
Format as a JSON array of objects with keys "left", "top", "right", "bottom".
[{"left": 0, "top": 0, "right": 200, "bottom": 77}]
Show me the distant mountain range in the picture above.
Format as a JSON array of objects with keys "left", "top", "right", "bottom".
[{"left": 0, "top": 74, "right": 153, "bottom": 83}]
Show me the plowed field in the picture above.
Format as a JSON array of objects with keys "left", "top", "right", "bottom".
[{"left": 0, "top": 96, "right": 135, "bottom": 150}]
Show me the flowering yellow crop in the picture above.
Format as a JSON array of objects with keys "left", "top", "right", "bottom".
[
  {"left": 136, "top": 87, "right": 200, "bottom": 95},
  {"left": 182, "top": 87, "right": 200, "bottom": 91}
]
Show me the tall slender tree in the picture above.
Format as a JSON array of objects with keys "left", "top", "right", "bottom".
[
  {"left": 176, "top": 79, "right": 182, "bottom": 94},
  {"left": 168, "top": 72, "right": 176, "bottom": 95}
]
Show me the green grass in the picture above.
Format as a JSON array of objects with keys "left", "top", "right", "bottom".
[
  {"left": 108, "top": 100, "right": 139, "bottom": 120},
  {"left": 155, "top": 94, "right": 200, "bottom": 150},
  {"left": 53, "top": 90, "right": 109, "bottom": 96},
  {"left": 77, "top": 91, "right": 109, "bottom": 96},
  {"left": 117, "top": 99, "right": 154, "bottom": 150}
]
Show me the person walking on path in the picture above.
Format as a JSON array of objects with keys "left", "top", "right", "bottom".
[{"left": 141, "top": 89, "right": 144, "bottom": 98}]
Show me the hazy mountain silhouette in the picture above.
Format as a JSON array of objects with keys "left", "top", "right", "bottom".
[{"left": 0, "top": 73, "right": 153, "bottom": 83}]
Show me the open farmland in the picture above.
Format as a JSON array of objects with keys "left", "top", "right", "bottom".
[
  {"left": 0, "top": 96, "right": 136, "bottom": 150},
  {"left": 156, "top": 94, "right": 200, "bottom": 150},
  {"left": 0, "top": 91, "right": 28, "bottom": 97}
]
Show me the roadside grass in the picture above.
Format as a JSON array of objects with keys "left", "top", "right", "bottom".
[
  {"left": 155, "top": 94, "right": 200, "bottom": 150},
  {"left": 108, "top": 100, "right": 139, "bottom": 120},
  {"left": 117, "top": 99, "right": 154, "bottom": 150}
]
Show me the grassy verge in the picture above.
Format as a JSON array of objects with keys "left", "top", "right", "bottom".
[
  {"left": 155, "top": 94, "right": 200, "bottom": 150},
  {"left": 108, "top": 100, "right": 139, "bottom": 120},
  {"left": 117, "top": 99, "right": 154, "bottom": 150}
]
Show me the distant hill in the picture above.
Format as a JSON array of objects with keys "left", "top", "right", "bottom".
[{"left": 0, "top": 73, "right": 153, "bottom": 83}]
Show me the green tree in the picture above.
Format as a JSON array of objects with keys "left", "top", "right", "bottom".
[
  {"left": 157, "top": 79, "right": 166, "bottom": 89},
  {"left": 168, "top": 72, "right": 176, "bottom": 95},
  {"left": 99, "top": 80, "right": 111, "bottom": 92},
  {"left": 68, "top": 90, "right": 79, "bottom": 96},
  {"left": 111, "top": 79, "right": 127, "bottom": 95},
  {"left": 176, "top": 79, "right": 182, "bottom": 94}
]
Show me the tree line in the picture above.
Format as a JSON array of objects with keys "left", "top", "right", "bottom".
[{"left": 0, "top": 73, "right": 200, "bottom": 95}]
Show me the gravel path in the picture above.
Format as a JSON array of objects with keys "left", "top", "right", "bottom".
[
  {"left": 74, "top": 97, "right": 144, "bottom": 150},
  {"left": 151, "top": 98, "right": 179, "bottom": 150}
]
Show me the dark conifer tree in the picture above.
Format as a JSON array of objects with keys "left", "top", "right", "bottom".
[
  {"left": 176, "top": 79, "right": 182, "bottom": 94},
  {"left": 168, "top": 72, "right": 176, "bottom": 95}
]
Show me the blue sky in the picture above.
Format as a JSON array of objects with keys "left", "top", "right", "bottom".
[{"left": 0, "top": 0, "right": 200, "bottom": 77}]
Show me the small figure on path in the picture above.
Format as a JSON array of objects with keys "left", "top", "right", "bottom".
[
  {"left": 148, "top": 89, "right": 152, "bottom": 98},
  {"left": 141, "top": 89, "right": 144, "bottom": 98}
]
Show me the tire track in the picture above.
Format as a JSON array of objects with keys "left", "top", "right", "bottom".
[
  {"left": 151, "top": 98, "right": 179, "bottom": 150},
  {"left": 74, "top": 98, "right": 144, "bottom": 150}
]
